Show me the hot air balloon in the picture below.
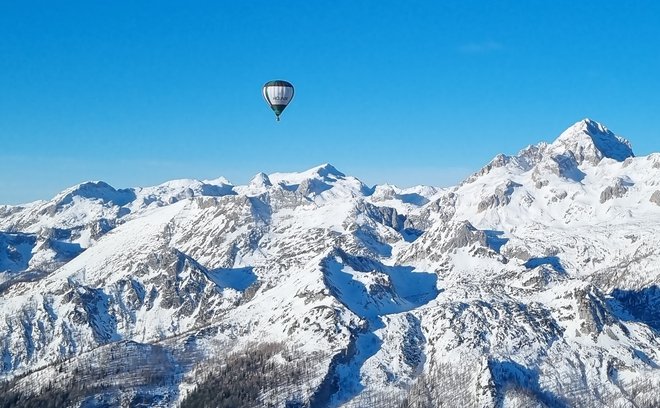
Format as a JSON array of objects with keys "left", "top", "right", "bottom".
[{"left": 262, "top": 80, "right": 294, "bottom": 121}]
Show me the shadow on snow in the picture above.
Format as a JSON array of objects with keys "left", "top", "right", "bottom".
[
  {"left": 490, "top": 360, "right": 567, "bottom": 408},
  {"left": 206, "top": 267, "right": 257, "bottom": 292},
  {"left": 524, "top": 256, "right": 566, "bottom": 274},
  {"left": 311, "top": 250, "right": 439, "bottom": 407}
]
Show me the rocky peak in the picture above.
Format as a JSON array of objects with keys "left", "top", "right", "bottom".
[
  {"left": 310, "top": 163, "right": 346, "bottom": 181},
  {"left": 550, "top": 119, "right": 634, "bottom": 165},
  {"left": 249, "top": 172, "right": 273, "bottom": 189}
]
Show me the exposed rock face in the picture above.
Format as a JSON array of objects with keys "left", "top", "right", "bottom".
[
  {"left": 442, "top": 220, "right": 488, "bottom": 251},
  {"left": 464, "top": 154, "right": 510, "bottom": 184},
  {"left": 651, "top": 190, "right": 660, "bottom": 206},
  {"left": 477, "top": 180, "right": 522, "bottom": 212},
  {"left": 531, "top": 151, "right": 586, "bottom": 182},
  {"left": 600, "top": 178, "right": 631, "bottom": 203}
]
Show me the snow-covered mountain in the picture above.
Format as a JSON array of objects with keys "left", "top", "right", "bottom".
[{"left": 1, "top": 119, "right": 659, "bottom": 407}]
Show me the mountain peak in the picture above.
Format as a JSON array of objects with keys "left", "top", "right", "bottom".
[
  {"left": 203, "top": 176, "right": 232, "bottom": 186},
  {"left": 573, "top": 118, "right": 607, "bottom": 133},
  {"left": 249, "top": 172, "right": 273, "bottom": 189},
  {"left": 268, "top": 163, "right": 346, "bottom": 187},
  {"left": 551, "top": 118, "right": 634, "bottom": 164},
  {"left": 310, "top": 163, "right": 345, "bottom": 178},
  {"left": 55, "top": 181, "right": 136, "bottom": 207}
]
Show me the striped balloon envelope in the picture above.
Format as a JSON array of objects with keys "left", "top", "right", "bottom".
[{"left": 262, "top": 80, "right": 294, "bottom": 121}]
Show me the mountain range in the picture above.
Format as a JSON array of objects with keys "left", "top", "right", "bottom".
[{"left": 1, "top": 119, "right": 659, "bottom": 407}]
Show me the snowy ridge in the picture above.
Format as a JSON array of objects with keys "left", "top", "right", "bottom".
[{"left": 1, "top": 119, "right": 660, "bottom": 407}]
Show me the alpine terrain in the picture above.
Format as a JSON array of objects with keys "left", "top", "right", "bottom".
[{"left": 1, "top": 119, "right": 659, "bottom": 407}]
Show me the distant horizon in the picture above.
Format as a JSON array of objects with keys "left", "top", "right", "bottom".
[
  {"left": 2, "top": 2, "right": 660, "bottom": 204},
  {"left": 2, "top": 117, "right": 654, "bottom": 206}
]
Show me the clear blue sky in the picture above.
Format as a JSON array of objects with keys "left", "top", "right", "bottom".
[{"left": 2, "top": 1, "right": 659, "bottom": 204}]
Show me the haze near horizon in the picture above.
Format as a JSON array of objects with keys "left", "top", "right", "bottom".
[{"left": 1, "top": 1, "right": 659, "bottom": 204}]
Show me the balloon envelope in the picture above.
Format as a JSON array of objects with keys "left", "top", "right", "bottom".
[{"left": 263, "top": 80, "right": 294, "bottom": 120}]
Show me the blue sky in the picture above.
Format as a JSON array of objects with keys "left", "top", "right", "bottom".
[{"left": 1, "top": 1, "right": 659, "bottom": 204}]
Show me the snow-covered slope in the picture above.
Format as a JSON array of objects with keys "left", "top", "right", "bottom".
[{"left": 1, "top": 119, "right": 659, "bottom": 407}]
